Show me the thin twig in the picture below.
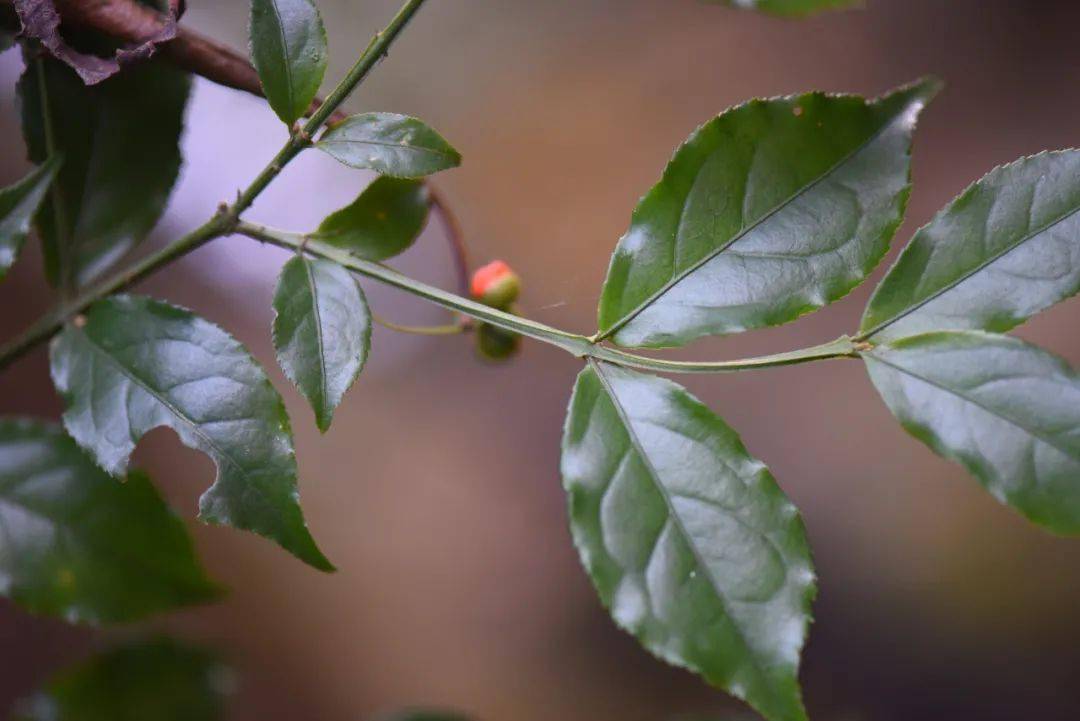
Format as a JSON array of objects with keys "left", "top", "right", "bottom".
[
  {"left": 1, "top": 0, "right": 348, "bottom": 121},
  {"left": 427, "top": 185, "right": 469, "bottom": 296},
  {"left": 6, "top": 0, "right": 469, "bottom": 287},
  {"left": 371, "top": 312, "right": 467, "bottom": 336},
  {"left": 240, "top": 221, "right": 863, "bottom": 374},
  {"left": 0, "top": 0, "right": 431, "bottom": 370}
]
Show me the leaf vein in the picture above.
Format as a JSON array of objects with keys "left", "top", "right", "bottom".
[
  {"left": 589, "top": 360, "right": 766, "bottom": 678},
  {"left": 602, "top": 98, "right": 915, "bottom": 340}
]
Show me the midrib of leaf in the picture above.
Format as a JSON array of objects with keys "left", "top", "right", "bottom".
[
  {"left": 71, "top": 104, "right": 111, "bottom": 251},
  {"left": 77, "top": 329, "right": 260, "bottom": 486},
  {"left": 600, "top": 99, "right": 912, "bottom": 341},
  {"left": 860, "top": 203, "right": 1080, "bottom": 339},
  {"left": 301, "top": 257, "right": 329, "bottom": 415},
  {"left": 321, "top": 138, "right": 456, "bottom": 160},
  {"left": 269, "top": 0, "right": 296, "bottom": 112},
  {"left": 864, "top": 350, "right": 1080, "bottom": 461},
  {"left": 588, "top": 359, "right": 768, "bottom": 682},
  {"left": 34, "top": 58, "right": 73, "bottom": 292}
]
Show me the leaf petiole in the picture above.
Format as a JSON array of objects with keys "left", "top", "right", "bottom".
[
  {"left": 371, "top": 312, "right": 466, "bottom": 336},
  {"left": 237, "top": 221, "right": 861, "bottom": 374}
]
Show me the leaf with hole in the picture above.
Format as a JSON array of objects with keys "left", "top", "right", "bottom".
[
  {"left": 317, "top": 112, "right": 462, "bottom": 178},
  {"left": 273, "top": 255, "right": 371, "bottom": 432},
  {"left": 18, "top": 57, "right": 189, "bottom": 289},
  {"left": 314, "top": 176, "right": 430, "bottom": 260},
  {"left": 863, "top": 331, "right": 1080, "bottom": 534},
  {"left": 249, "top": 0, "right": 328, "bottom": 125},
  {"left": 49, "top": 295, "right": 333, "bottom": 571},
  {"left": 0, "top": 418, "right": 220, "bottom": 624},
  {"left": 0, "top": 158, "right": 60, "bottom": 281},
  {"left": 860, "top": 150, "right": 1080, "bottom": 342},
  {"left": 14, "top": 637, "right": 231, "bottom": 721},
  {"left": 561, "top": 361, "right": 814, "bottom": 721},
  {"left": 596, "top": 78, "right": 938, "bottom": 348}
]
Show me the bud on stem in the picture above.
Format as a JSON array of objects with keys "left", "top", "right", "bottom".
[{"left": 470, "top": 260, "right": 523, "bottom": 361}]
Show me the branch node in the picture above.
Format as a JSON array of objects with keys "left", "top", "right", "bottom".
[
  {"left": 292, "top": 125, "right": 313, "bottom": 146},
  {"left": 213, "top": 200, "right": 242, "bottom": 234}
]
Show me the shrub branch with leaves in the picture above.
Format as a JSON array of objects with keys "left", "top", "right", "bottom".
[{"left": 1, "top": 0, "right": 1078, "bottom": 719}]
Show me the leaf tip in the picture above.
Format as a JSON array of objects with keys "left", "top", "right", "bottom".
[
  {"left": 306, "top": 547, "right": 337, "bottom": 573},
  {"left": 913, "top": 74, "right": 945, "bottom": 101}
]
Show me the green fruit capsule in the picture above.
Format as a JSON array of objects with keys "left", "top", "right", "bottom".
[{"left": 475, "top": 322, "right": 521, "bottom": 361}]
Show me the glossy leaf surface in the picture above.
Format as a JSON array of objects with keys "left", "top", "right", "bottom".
[
  {"left": 19, "top": 57, "right": 189, "bottom": 288},
  {"left": 861, "top": 151, "right": 1080, "bottom": 342},
  {"left": 864, "top": 331, "right": 1080, "bottom": 534},
  {"left": 50, "top": 295, "right": 332, "bottom": 571},
  {"left": 0, "top": 419, "right": 219, "bottom": 623},
  {"left": 0, "top": 158, "right": 59, "bottom": 280},
  {"left": 317, "top": 112, "right": 462, "bottom": 177},
  {"left": 314, "top": 177, "right": 429, "bottom": 260},
  {"left": 715, "top": 0, "right": 860, "bottom": 16},
  {"left": 250, "top": 0, "right": 327, "bottom": 125},
  {"left": 15, "top": 638, "right": 230, "bottom": 721},
  {"left": 562, "top": 361, "right": 814, "bottom": 721},
  {"left": 273, "top": 255, "right": 371, "bottom": 432},
  {"left": 597, "top": 79, "right": 938, "bottom": 348}
]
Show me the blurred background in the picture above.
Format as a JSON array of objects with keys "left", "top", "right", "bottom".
[{"left": 2, "top": 1, "right": 1080, "bottom": 719}]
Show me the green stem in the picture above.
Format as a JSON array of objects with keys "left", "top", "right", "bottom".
[
  {"left": 238, "top": 221, "right": 861, "bottom": 374},
  {"left": 592, "top": 335, "right": 860, "bottom": 373},
  {"left": 231, "top": 0, "right": 429, "bottom": 219},
  {"left": 372, "top": 312, "right": 465, "bottom": 336},
  {"left": 306, "top": 0, "right": 427, "bottom": 135},
  {"left": 240, "top": 222, "right": 594, "bottom": 356},
  {"left": 0, "top": 215, "right": 227, "bottom": 370},
  {"left": 0, "top": 0, "right": 430, "bottom": 372}
]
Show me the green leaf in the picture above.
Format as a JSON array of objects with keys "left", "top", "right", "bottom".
[
  {"left": 0, "top": 418, "right": 220, "bottom": 624},
  {"left": 0, "top": 158, "right": 60, "bottom": 281},
  {"left": 49, "top": 295, "right": 333, "bottom": 571},
  {"left": 250, "top": 0, "right": 328, "bottom": 125},
  {"left": 314, "top": 176, "right": 430, "bottom": 260},
  {"left": 14, "top": 637, "right": 231, "bottom": 721},
  {"left": 596, "top": 78, "right": 939, "bottom": 348},
  {"left": 713, "top": 0, "right": 861, "bottom": 17},
  {"left": 317, "top": 112, "right": 462, "bottom": 178},
  {"left": 272, "top": 255, "right": 371, "bottom": 432},
  {"left": 561, "top": 361, "right": 814, "bottom": 721},
  {"left": 860, "top": 150, "right": 1080, "bottom": 342},
  {"left": 863, "top": 331, "right": 1080, "bottom": 534},
  {"left": 379, "top": 712, "right": 472, "bottom": 721},
  {"left": 18, "top": 57, "right": 190, "bottom": 288}
]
